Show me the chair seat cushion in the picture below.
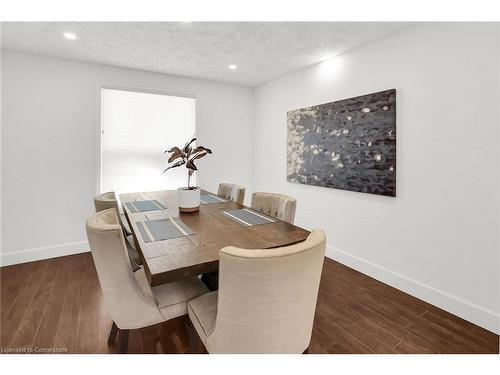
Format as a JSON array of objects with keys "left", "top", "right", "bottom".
[
  {"left": 134, "top": 269, "right": 208, "bottom": 310},
  {"left": 188, "top": 291, "right": 218, "bottom": 340}
]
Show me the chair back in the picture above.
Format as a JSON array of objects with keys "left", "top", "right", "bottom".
[
  {"left": 94, "top": 191, "right": 130, "bottom": 232},
  {"left": 251, "top": 192, "right": 296, "bottom": 224},
  {"left": 94, "top": 191, "right": 118, "bottom": 212},
  {"left": 86, "top": 208, "right": 162, "bottom": 329},
  {"left": 208, "top": 230, "right": 326, "bottom": 353},
  {"left": 218, "top": 183, "right": 245, "bottom": 204}
]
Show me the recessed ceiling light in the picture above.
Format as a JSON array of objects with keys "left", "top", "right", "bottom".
[
  {"left": 229, "top": 64, "right": 237, "bottom": 70},
  {"left": 63, "top": 32, "right": 77, "bottom": 40}
]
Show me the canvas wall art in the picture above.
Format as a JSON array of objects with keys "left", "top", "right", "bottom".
[{"left": 287, "top": 89, "right": 396, "bottom": 197}]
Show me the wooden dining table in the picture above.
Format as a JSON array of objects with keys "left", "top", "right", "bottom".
[{"left": 120, "top": 189, "right": 310, "bottom": 287}]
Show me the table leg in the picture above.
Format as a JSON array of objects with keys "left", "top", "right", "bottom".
[{"left": 201, "top": 271, "right": 219, "bottom": 291}]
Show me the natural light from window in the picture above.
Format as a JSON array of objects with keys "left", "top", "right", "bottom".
[{"left": 100, "top": 88, "right": 196, "bottom": 196}]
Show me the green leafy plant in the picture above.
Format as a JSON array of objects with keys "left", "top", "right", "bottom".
[{"left": 163, "top": 137, "right": 212, "bottom": 189}]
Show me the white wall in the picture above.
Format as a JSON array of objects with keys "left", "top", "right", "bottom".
[
  {"left": 253, "top": 23, "right": 500, "bottom": 333},
  {"left": 1, "top": 50, "right": 253, "bottom": 265}
]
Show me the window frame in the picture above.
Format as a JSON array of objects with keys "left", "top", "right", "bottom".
[{"left": 96, "top": 84, "right": 196, "bottom": 195}]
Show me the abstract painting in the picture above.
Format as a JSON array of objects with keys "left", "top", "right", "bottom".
[{"left": 287, "top": 89, "right": 396, "bottom": 197}]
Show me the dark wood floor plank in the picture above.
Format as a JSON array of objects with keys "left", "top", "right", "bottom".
[
  {"left": 322, "top": 273, "right": 413, "bottom": 328},
  {"left": 1, "top": 253, "right": 498, "bottom": 354},
  {"left": 127, "top": 330, "right": 143, "bottom": 354},
  {"left": 139, "top": 324, "right": 163, "bottom": 353},
  {"left": 318, "top": 281, "right": 446, "bottom": 353},
  {"left": 419, "top": 310, "right": 497, "bottom": 352},
  {"left": 159, "top": 316, "right": 189, "bottom": 354},
  {"left": 74, "top": 257, "right": 100, "bottom": 353},
  {"left": 313, "top": 313, "right": 373, "bottom": 354},
  {"left": 316, "top": 292, "right": 400, "bottom": 350},
  {"left": 326, "top": 264, "right": 428, "bottom": 327},
  {"left": 467, "top": 326, "right": 499, "bottom": 353},
  {"left": 1, "top": 262, "right": 37, "bottom": 289},
  {"left": 10, "top": 258, "right": 63, "bottom": 349},
  {"left": 356, "top": 288, "right": 426, "bottom": 326},
  {"left": 1, "top": 286, "right": 20, "bottom": 322},
  {"left": 32, "top": 258, "right": 73, "bottom": 350},
  {"left": 393, "top": 341, "right": 423, "bottom": 354},
  {"left": 53, "top": 255, "right": 86, "bottom": 353},
  {"left": 308, "top": 334, "right": 330, "bottom": 354},
  {"left": 332, "top": 260, "right": 431, "bottom": 315},
  {"left": 406, "top": 313, "right": 494, "bottom": 354},
  {"left": 1, "top": 260, "right": 51, "bottom": 347},
  {"left": 5, "top": 260, "right": 56, "bottom": 349},
  {"left": 320, "top": 278, "right": 416, "bottom": 331}
]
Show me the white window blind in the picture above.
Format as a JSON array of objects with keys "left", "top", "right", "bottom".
[{"left": 100, "top": 88, "right": 196, "bottom": 196}]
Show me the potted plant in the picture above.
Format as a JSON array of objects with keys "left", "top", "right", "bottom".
[{"left": 163, "top": 137, "right": 212, "bottom": 212}]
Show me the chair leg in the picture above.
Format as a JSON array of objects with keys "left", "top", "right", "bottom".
[
  {"left": 303, "top": 346, "right": 309, "bottom": 354},
  {"left": 201, "top": 271, "right": 219, "bottom": 291},
  {"left": 187, "top": 318, "right": 206, "bottom": 354},
  {"left": 108, "top": 321, "right": 119, "bottom": 344},
  {"left": 119, "top": 329, "right": 130, "bottom": 354}
]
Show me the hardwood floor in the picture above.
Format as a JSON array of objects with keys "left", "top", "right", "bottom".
[{"left": 0, "top": 253, "right": 498, "bottom": 354}]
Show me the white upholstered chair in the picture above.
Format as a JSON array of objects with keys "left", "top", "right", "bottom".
[
  {"left": 94, "top": 191, "right": 141, "bottom": 268},
  {"left": 218, "top": 183, "right": 245, "bottom": 204},
  {"left": 251, "top": 192, "right": 297, "bottom": 224},
  {"left": 86, "top": 208, "right": 208, "bottom": 353},
  {"left": 187, "top": 230, "right": 326, "bottom": 354},
  {"left": 94, "top": 191, "right": 131, "bottom": 233}
]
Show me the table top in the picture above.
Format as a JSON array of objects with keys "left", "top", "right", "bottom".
[{"left": 120, "top": 189, "right": 310, "bottom": 286}]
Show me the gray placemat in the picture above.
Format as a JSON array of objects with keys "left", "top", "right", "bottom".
[
  {"left": 200, "top": 194, "right": 227, "bottom": 204},
  {"left": 136, "top": 217, "right": 193, "bottom": 242},
  {"left": 125, "top": 199, "right": 166, "bottom": 213},
  {"left": 222, "top": 208, "right": 277, "bottom": 226}
]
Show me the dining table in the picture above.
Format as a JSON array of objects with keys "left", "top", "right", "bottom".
[{"left": 120, "top": 189, "right": 310, "bottom": 287}]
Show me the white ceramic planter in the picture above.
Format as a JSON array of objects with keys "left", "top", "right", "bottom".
[{"left": 177, "top": 187, "right": 201, "bottom": 212}]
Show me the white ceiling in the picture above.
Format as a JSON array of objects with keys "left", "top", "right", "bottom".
[{"left": 1, "top": 22, "right": 410, "bottom": 87}]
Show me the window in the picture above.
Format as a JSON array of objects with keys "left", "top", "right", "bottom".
[{"left": 100, "top": 88, "right": 196, "bottom": 196}]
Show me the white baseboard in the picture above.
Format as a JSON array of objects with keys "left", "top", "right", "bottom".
[
  {"left": 326, "top": 245, "right": 500, "bottom": 335},
  {"left": 1, "top": 241, "right": 90, "bottom": 267}
]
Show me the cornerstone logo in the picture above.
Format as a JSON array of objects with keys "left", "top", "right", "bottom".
[{"left": 0, "top": 346, "right": 68, "bottom": 354}]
